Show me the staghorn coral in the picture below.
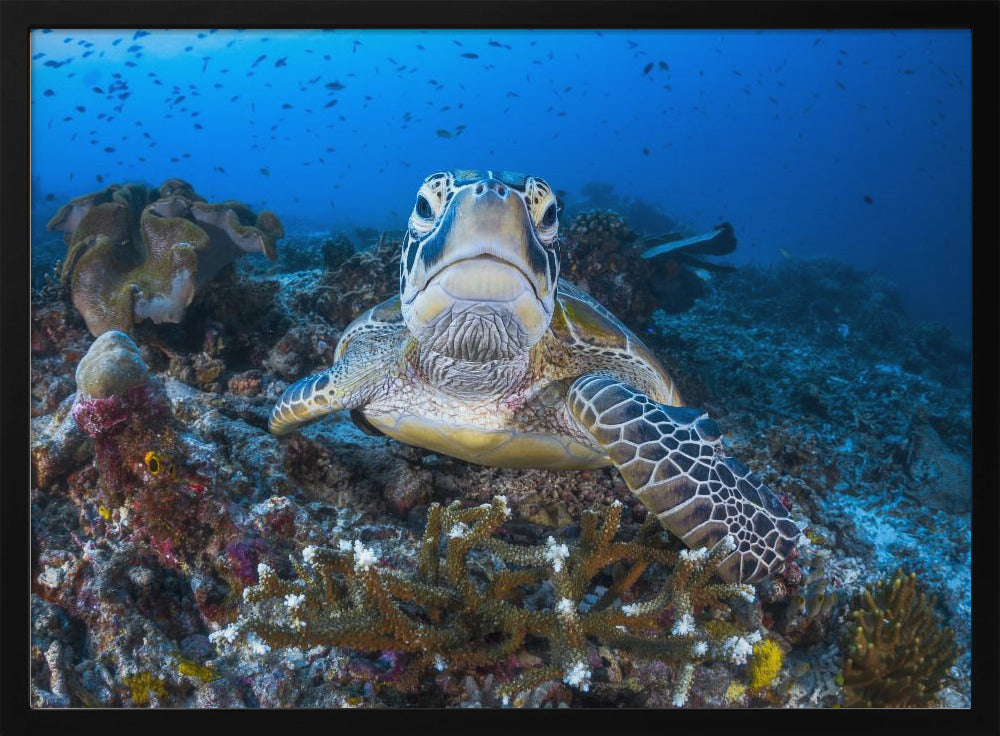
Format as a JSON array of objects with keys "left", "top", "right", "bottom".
[
  {"left": 840, "top": 570, "right": 958, "bottom": 707},
  {"left": 222, "top": 497, "right": 759, "bottom": 706},
  {"left": 48, "top": 179, "right": 284, "bottom": 336}
]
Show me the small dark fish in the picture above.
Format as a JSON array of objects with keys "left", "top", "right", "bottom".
[
  {"left": 835, "top": 80, "right": 846, "bottom": 90},
  {"left": 174, "top": 95, "right": 186, "bottom": 104},
  {"left": 260, "top": 167, "right": 270, "bottom": 176},
  {"left": 43, "top": 89, "right": 54, "bottom": 96},
  {"left": 32, "top": 52, "right": 45, "bottom": 60},
  {"left": 505, "top": 91, "right": 519, "bottom": 98},
  {"left": 323, "top": 99, "right": 338, "bottom": 108},
  {"left": 658, "top": 61, "right": 669, "bottom": 71},
  {"left": 460, "top": 52, "right": 479, "bottom": 59},
  {"left": 900, "top": 68, "right": 916, "bottom": 75},
  {"left": 282, "top": 103, "right": 293, "bottom": 109},
  {"left": 125, "top": 61, "right": 136, "bottom": 67},
  {"left": 45, "top": 193, "right": 55, "bottom": 201},
  {"left": 642, "top": 62, "right": 654, "bottom": 75},
  {"left": 127, "top": 44, "right": 142, "bottom": 52},
  {"left": 863, "top": 195, "right": 874, "bottom": 204},
  {"left": 325, "top": 81, "right": 345, "bottom": 90},
  {"left": 435, "top": 129, "right": 453, "bottom": 138},
  {"left": 96, "top": 174, "right": 104, "bottom": 182},
  {"left": 642, "top": 147, "right": 650, "bottom": 155},
  {"left": 133, "top": 30, "right": 150, "bottom": 40},
  {"left": 489, "top": 40, "right": 503, "bottom": 47},
  {"left": 275, "top": 56, "right": 287, "bottom": 67},
  {"left": 732, "top": 69, "right": 742, "bottom": 76},
  {"left": 194, "top": 123, "right": 203, "bottom": 129},
  {"left": 104, "top": 146, "right": 115, "bottom": 153}
]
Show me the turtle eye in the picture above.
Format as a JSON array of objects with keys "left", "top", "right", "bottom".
[
  {"left": 415, "top": 194, "right": 434, "bottom": 220},
  {"left": 540, "top": 202, "right": 558, "bottom": 228}
]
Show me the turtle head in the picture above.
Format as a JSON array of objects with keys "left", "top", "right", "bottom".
[{"left": 399, "top": 170, "right": 560, "bottom": 362}]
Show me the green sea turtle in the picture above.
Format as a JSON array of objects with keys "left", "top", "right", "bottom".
[{"left": 270, "top": 169, "right": 799, "bottom": 583}]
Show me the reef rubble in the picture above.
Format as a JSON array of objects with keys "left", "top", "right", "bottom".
[{"left": 30, "top": 212, "right": 971, "bottom": 709}]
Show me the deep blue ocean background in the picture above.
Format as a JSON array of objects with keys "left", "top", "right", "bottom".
[{"left": 30, "top": 28, "right": 971, "bottom": 341}]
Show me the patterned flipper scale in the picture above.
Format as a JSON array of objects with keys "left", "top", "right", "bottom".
[{"left": 568, "top": 374, "right": 800, "bottom": 583}]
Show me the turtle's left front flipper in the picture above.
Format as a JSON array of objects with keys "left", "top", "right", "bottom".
[{"left": 568, "top": 374, "right": 800, "bottom": 583}]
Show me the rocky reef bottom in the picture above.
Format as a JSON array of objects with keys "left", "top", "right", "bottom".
[{"left": 29, "top": 234, "right": 971, "bottom": 709}]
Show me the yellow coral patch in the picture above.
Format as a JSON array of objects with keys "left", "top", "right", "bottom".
[
  {"left": 724, "top": 681, "right": 747, "bottom": 703},
  {"left": 177, "top": 658, "right": 221, "bottom": 683},
  {"left": 123, "top": 672, "right": 168, "bottom": 705},
  {"left": 747, "top": 639, "right": 784, "bottom": 691}
]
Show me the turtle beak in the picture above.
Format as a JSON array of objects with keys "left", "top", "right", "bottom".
[{"left": 406, "top": 181, "right": 551, "bottom": 302}]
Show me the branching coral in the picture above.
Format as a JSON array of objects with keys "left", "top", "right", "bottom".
[
  {"left": 47, "top": 179, "right": 283, "bottom": 336},
  {"left": 840, "top": 570, "right": 958, "bottom": 707},
  {"left": 223, "top": 497, "right": 759, "bottom": 706}
]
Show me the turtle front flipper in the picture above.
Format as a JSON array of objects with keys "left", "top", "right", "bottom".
[
  {"left": 270, "top": 347, "right": 390, "bottom": 436},
  {"left": 270, "top": 366, "right": 352, "bottom": 436},
  {"left": 567, "top": 374, "right": 800, "bottom": 583}
]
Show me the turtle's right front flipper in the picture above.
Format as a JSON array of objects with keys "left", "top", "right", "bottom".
[{"left": 269, "top": 360, "right": 367, "bottom": 436}]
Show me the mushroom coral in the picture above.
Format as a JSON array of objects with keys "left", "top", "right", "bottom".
[{"left": 48, "top": 179, "right": 283, "bottom": 336}]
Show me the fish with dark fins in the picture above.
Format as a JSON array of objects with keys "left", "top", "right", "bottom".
[
  {"left": 460, "top": 53, "right": 479, "bottom": 59},
  {"left": 643, "top": 62, "right": 653, "bottom": 75}
]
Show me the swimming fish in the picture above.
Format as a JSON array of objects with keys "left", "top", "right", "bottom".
[
  {"left": 642, "top": 62, "right": 653, "bottom": 74},
  {"left": 640, "top": 223, "right": 737, "bottom": 259}
]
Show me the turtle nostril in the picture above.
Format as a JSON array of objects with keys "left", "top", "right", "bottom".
[
  {"left": 475, "top": 183, "right": 485, "bottom": 195},
  {"left": 496, "top": 184, "right": 506, "bottom": 196}
]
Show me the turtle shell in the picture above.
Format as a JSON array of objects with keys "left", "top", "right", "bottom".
[{"left": 548, "top": 279, "right": 682, "bottom": 406}]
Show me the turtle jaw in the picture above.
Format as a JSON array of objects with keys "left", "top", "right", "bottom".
[{"left": 403, "top": 256, "right": 551, "bottom": 362}]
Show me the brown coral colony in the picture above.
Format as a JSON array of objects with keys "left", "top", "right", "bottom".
[{"left": 48, "top": 178, "right": 283, "bottom": 337}]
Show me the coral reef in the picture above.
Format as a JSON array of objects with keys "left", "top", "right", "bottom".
[
  {"left": 301, "top": 231, "right": 402, "bottom": 329},
  {"left": 48, "top": 179, "right": 284, "bottom": 336},
  {"left": 28, "top": 203, "right": 971, "bottom": 708},
  {"left": 560, "top": 210, "right": 725, "bottom": 328},
  {"left": 840, "top": 570, "right": 958, "bottom": 707},
  {"left": 224, "top": 497, "right": 760, "bottom": 706}
]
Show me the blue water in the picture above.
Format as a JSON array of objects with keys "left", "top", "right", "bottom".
[{"left": 30, "top": 28, "right": 971, "bottom": 341}]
